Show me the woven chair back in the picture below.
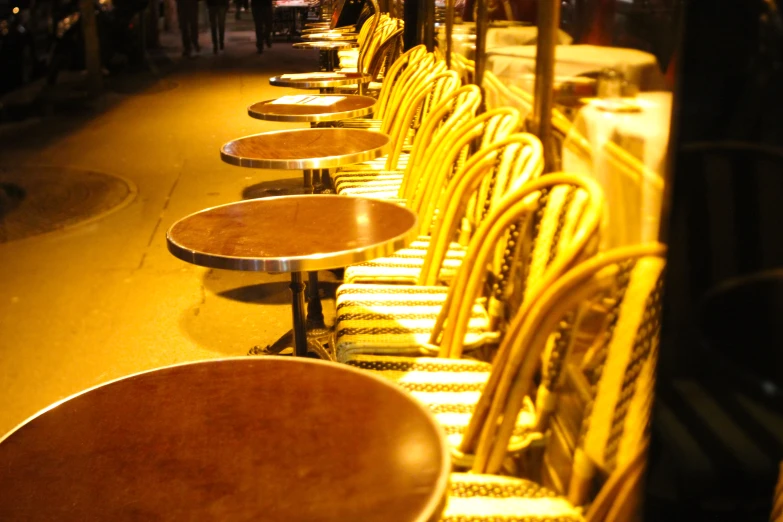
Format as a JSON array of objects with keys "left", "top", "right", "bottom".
[
  {"left": 418, "top": 133, "right": 544, "bottom": 287},
  {"left": 467, "top": 245, "right": 666, "bottom": 508},
  {"left": 373, "top": 45, "right": 427, "bottom": 120},
  {"left": 381, "top": 70, "right": 461, "bottom": 171},
  {"left": 381, "top": 54, "right": 443, "bottom": 135},
  {"left": 433, "top": 173, "right": 605, "bottom": 360},
  {"left": 407, "top": 108, "right": 522, "bottom": 233},
  {"left": 396, "top": 84, "right": 483, "bottom": 203},
  {"left": 365, "top": 26, "right": 404, "bottom": 83},
  {"left": 357, "top": 16, "right": 398, "bottom": 73}
]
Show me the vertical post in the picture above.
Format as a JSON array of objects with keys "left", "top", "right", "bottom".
[
  {"left": 290, "top": 271, "right": 308, "bottom": 357},
  {"left": 423, "top": 0, "right": 435, "bottom": 51},
  {"left": 445, "top": 0, "right": 453, "bottom": 69},
  {"left": 532, "top": 0, "right": 560, "bottom": 172},
  {"left": 79, "top": 0, "right": 103, "bottom": 97},
  {"left": 307, "top": 271, "right": 325, "bottom": 328},
  {"left": 474, "top": 0, "right": 488, "bottom": 104}
]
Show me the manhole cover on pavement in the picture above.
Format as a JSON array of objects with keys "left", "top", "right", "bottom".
[{"left": 0, "top": 165, "right": 136, "bottom": 243}]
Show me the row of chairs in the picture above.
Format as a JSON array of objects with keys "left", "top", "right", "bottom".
[{"left": 310, "top": 40, "right": 664, "bottom": 521}]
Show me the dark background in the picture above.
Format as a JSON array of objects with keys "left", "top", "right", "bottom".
[{"left": 647, "top": 0, "right": 783, "bottom": 519}]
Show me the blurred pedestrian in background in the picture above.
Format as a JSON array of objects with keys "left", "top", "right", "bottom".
[
  {"left": 207, "top": 0, "right": 229, "bottom": 53},
  {"left": 250, "top": 0, "right": 273, "bottom": 53},
  {"left": 235, "top": 0, "right": 249, "bottom": 19},
  {"left": 177, "top": 0, "right": 201, "bottom": 56}
]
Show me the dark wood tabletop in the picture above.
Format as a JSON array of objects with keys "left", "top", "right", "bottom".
[
  {"left": 0, "top": 358, "right": 449, "bottom": 522},
  {"left": 220, "top": 128, "right": 388, "bottom": 170},
  {"left": 167, "top": 195, "right": 418, "bottom": 272},
  {"left": 269, "top": 72, "right": 373, "bottom": 89},
  {"left": 247, "top": 95, "right": 376, "bottom": 122},
  {"left": 301, "top": 32, "right": 359, "bottom": 41},
  {"left": 293, "top": 40, "right": 358, "bottom": 50}
]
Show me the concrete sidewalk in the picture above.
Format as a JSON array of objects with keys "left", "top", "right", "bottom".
[{"left": 0, "top": 21, "right": 329, "bottom": 435}]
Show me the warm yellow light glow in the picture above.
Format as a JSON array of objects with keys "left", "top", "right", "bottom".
[{"left": 12, "top": 6, "right": 19, "bottom": 13}]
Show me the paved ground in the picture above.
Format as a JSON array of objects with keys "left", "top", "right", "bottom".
[{"left": 0, "top": 16, "right": 336, "bottom": 436}]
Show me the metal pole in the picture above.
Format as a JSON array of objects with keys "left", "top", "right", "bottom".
[
  {"left": 289, "top": 271, "right": 308, "bottom": 357},
  {"left": 474, "top": 0, "right": 488, "bottom": 112},
  {"left": 445, "top": 0, "right": 454, "bottom": 69},
  {"left": 422, "top": 0, "right": 435, "bottom": 51},
  {"left": 532, "top": 0, "right": 560, "bottom": 172}
]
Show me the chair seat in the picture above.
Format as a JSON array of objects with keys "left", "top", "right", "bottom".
[
  {"left": 344, "top": 238, "right": 466, "bottom": 284},
  {"left": 443, "top": 473, "right": 584, "bottom": 522},
  {"left": 344, "top": 355, "right": 540, "bottom": 451},
  {"left": 336, "top": 151, "right": 410, "bottom": 171},
  {"left": 336, "top": 177, "right": 404, "bottom": 198},
  {"left": 335, "top": 284, "right": 494, "bottom": 360},
  {"left": 335, "top": 171, "right": 404, "bottom": 189},
  {"left": 341, "top": 119, "right": 383, "bottom": 130}
]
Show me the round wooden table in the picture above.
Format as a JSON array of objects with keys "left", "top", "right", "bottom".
[
  {"left": 221, "top": 127, "right": 388, "bottom": 193},
  {"left": 167, "top": 196, "right": 418, "bottom": 358},
  {"left": 220, "top": 128, "right": 389, "bottom": 344},
  {"left": 270, "top": 72, "right": 373, "bottom": 94},
  {"left": 0, "top": 358, "right": 449, "bottom": 521},
  {"left": 248, "top": 94, "right": 375, "bottom": 122},
  {"left": 293, "top": 40, "right": 358, "bottom": 71},
  {"left": 302, "top": 25, "right": 355, "bottom": 34},
  {"left": 301, "top": 31, "right": 358, "bottom": 41}
]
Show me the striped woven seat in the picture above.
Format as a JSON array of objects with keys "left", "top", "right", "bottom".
[
  {"left": 335, "top": 284, "right": 495, "bottom": 359},
  {"left": 344, "top": 354, "right": 540, "bottom": 450},
  {"left": 441, "top": 474, "right": 584, "bottom": 522},
  {"left": 335, "top": 174, "right": 603, "bottom": 362},
  {"left": 334, "top": 172, "right": 405, "bottom": 195},
  {"left": 344, "top": 237, "right": 465, "bottom": 284}
]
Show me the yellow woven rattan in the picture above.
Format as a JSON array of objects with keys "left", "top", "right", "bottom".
[{"left": 334, "top": 174, "right": 604, "bottom": 362}]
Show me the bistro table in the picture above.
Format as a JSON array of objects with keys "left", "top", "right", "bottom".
[
  {"left": 270, "top": 71, "right": 373, "bottom": 94},
  {"left": 301, "top": 31, "right": 358, "bottom": 41},
  {"left": 248, "top": 94, "right": 376, "bottom": 123},
  {"left": 293, "top": 40, "right": 358, "bottom": 71},
  {"left": 0, "top": 357, "right": 449, "bottom": 521},
  {"left": 221, "top": 127, "right": 387, "bottom": 195},
  {"left": 302, "top": 25, "right": 355, "bottom": 34},
  {"left": 167, "top": 196, "right": 418, "bottom": 358},
  {"left": 220, "top": 128, "right": 389, "bottom": 350}
]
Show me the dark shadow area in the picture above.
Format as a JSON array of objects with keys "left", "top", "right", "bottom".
[
  {"left": 217, "top": 281, "right": 292, "bottom": 305},
  {"left": 242, "top": 177, "right": 306, "bottom": 199},
  {"left": 648, "top": 0, "right": 783, "bottom": 519},
  {"left": 0, "top": 183, "right": 26, "bottom": 217},
  {"left": 202, "top": 268, "right": 340, "bottom": 304}
]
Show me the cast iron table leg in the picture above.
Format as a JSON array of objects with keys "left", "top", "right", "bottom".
[
  {"left": 307, "top": 271, "right": 325, "bottom": 329},
  {"left": 303, "top": 169, "right": 314, "bottom": 194},
  {"left": 290, "top": 271, "right": 308, "bottom": 357}
]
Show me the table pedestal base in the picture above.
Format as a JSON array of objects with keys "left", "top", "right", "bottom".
[
  {"left": 247, "top": 270, "right": 333, "bottom": 360},
  {"left": 244, "top": 169, "right": 334, "bottom": 198}
]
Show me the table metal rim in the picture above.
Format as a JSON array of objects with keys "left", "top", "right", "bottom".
[
  {"left": 269, "top": 74, "right": 372, "bottom": 88},
  {"left": 301, "top": 33, "right": 359, "bottom": 41},
  {"left": 0, "top": 356, "right": 451, "bottom": 522},
  {"left": 166, "top": 195, "right": 418, "bottom": 272},
  {"left": 292, "top": 41, "right": 359, "bottom": 50},
  {"left": 220, "top": 128, "right": 389, "bottom": 169},
  {"left": 246, "top": 96, "right": 376, "bottom": 122}
]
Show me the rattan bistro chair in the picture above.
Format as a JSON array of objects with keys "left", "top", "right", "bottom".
[
  {"left": 340, "top": 45, "right": 429, "bottom": 131},
  {"left": 334, "top": 84, "right": 483, "bottom": 200},
  {"left": 334, "top": 174, "right": 604, "bottom": 362},
  {"left": 335, "top": 55, "right": 449, "bottom": 174},
  {"left": 337, "top": 108, "right": 526, "bottom": 289},
  {"left": 340, "top": 131, "right": 542, "bottom": 286},
  {"left": 436, "top": 246, "right": 666, "bottom": 522}
]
